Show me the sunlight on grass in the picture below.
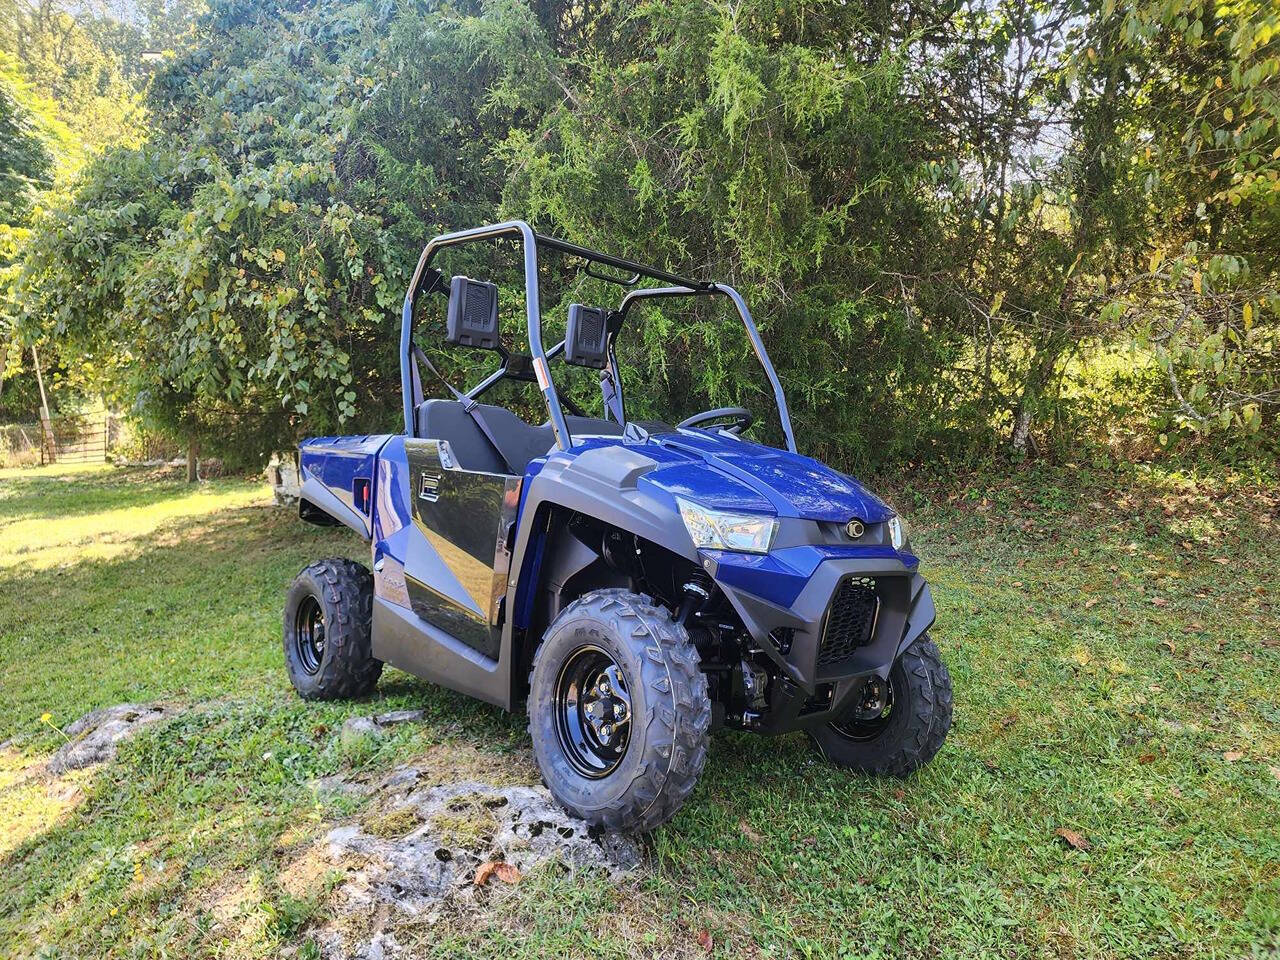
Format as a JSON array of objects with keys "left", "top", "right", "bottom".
[
  {"left": 0, "top": 748, "right": 91, "bottom": 857},
  {"left": 0, "top": 470, "right": 271, "bottom": 571}
]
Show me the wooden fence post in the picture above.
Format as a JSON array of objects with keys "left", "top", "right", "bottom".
[{"left": 31, "top": 345, "right": 55, "bottom": 465}]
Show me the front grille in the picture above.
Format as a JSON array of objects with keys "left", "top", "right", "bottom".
[{"left": 817, "top": 576, "right": 879, "bottom": 666}]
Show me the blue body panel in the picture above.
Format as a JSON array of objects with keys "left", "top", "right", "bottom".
[
  {"left": 298, "top": 434, "right": 394, "bottom": 539},
  {"left": 548, "top": 430, "right": 891, "bottom": 523},
  {"left": 298, "top": 425, "right": 921, "bottom": 706},
  {"left": 648, "top": 430, "right": 892, "bottom": 522},
  {"left": 301, "top": 427, "right": 905, "bottom": 610}
]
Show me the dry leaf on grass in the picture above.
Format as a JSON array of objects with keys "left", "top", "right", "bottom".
[
  {"left": 1054, "top": 828, "right": 1091, "bottom": 851},
  {"left": 738, "top": 821, "right": 761, "bottom": 842},
  {"left": 1211, "top": 557, "right": 1230, "bottom": 565},
  {"left": 696, "top": 929, "right": 713, "bottom": 952},
  {"left": 1137, "top": 753, "right": 1157, "bottom": 764},
  {"left": 1151, "top": 596, "right": 1169, "bottom": 607},
  {"left": 1268, "top": 766, "right": 1280, "bottom": 782},
  {"left": 1223, "top": 750, "right": 1244, "bottom": 763},
  {"left": 1085, "top": 597, "right": 1100, "bottom": 609},
  {"left": 474, "top": 861, "right": 521, "bottom": 886}
]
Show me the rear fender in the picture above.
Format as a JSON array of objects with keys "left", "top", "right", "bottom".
[{"left": 297, "top": 435, "right": 393, "bottom": 541}]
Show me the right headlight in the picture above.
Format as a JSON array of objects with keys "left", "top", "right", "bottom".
[
  {"left": 887, "top": 514, "right": 908, "bottom": 551},
  {"left": 676, "top": 497, "right": 777, "bottom": 554}
]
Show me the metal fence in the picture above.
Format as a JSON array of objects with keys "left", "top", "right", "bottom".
[{"left": 0, "top": 414, "right": 124, "bottom": 467}]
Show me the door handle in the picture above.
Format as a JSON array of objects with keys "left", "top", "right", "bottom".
[{"left": 419, "top": 472, "right": 441, "bottom": 502}]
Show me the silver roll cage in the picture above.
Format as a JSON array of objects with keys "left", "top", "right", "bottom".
[{"left": 400, "top": 220, "right": 797, "bottom": 454}]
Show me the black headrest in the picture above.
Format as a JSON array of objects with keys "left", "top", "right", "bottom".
[
  {"left": 446, "top": 276, "right": 500, "bottom": 350},
  {"left": 566, "top": 303, "right": 609, "bottom": 369}
]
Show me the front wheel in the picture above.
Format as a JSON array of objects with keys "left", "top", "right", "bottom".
[
  {"left": 528, "top": 589, "right": 711, "bottom": 833},
  {"left": 809, "top": 636, "right": 952, "bottom": 776}
]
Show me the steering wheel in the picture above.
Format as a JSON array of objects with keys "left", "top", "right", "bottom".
[{"left": 677, "top": 406, "right": 755, "bottom": 435}]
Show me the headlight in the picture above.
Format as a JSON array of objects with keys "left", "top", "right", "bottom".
[
  {"left": 887, "top": 515, "right": 908, "bottom": 551},
  {"left": 677, "top": 497, "right": 777, "bottom": 554}
]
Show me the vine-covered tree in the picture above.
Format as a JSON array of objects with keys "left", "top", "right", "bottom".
[{"left": 7, "top": 0, "right": 1278, "bottom": 466}]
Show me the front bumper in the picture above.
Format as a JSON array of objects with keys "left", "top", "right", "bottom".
[{"left": 705, "top": 547, "right": 936, "bottom": 733}]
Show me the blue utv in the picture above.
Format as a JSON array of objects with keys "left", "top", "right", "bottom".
[{"left": 285, "top": 222, "right": 952, "bottom": 833}]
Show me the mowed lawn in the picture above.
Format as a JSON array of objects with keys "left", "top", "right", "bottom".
[{"left": 0, "top": 460, "right": 1277, "bottom": 958}]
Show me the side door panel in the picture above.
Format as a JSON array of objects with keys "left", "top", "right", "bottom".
[
  {"left": 402, "top": 439, "right": 519, "bottom": 660},
  {"left": 369, "top": 437, "right": 520, "bottom": 708}
]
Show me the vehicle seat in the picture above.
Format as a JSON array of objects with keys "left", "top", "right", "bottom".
[
  {"left": 416, "top": 401, "right": 627, "bottom": 474},
  {"left": 563, "top": 416, "right": 625, "bottom": 439},
  {"left": 417, "top": 400, "right": 553, "bottom": 474}
]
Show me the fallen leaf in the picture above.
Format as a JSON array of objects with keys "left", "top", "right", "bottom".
[
  {"left": 893, "top": 789, "right": 906, "bottom": 801},
  {"left": 1223, "top": 750, "right": 1244, "bottom": 763},
  {"left": 1160, "top": 639, "right": 1176, "bottom": 654},
  {"left": 696, "top": 929, "right": 713, "bottom": 952},
  {"left": 1151, "top": 596, "right": 1169, "bottom": 607},
  {"left": 1211, "top": 557, "right": 1230, "bottom": 565},
  {"left": 474, "top": 861, "right": 521, "bottom": 886},
  {"left": 1012, "top": 581, "right": 1024, "bottom": 588},
  {"left": 1085, "top": 597, "right": 1100, "bottom": 609},
  {"left": 739, "top": 820, "right": 762, "bottom": 842},
  {"left": 1268, "top": 766, "right": 1280, "bottom": 782},
  {"left": 1137, "top": 753, "right": 1157, "bottom": 764},
  {"left": 1054, "top": 827, "right": 1091, "bottom": 851}
]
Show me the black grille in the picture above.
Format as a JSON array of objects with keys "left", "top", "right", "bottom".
[
  {"left": 464, "top": 283, "right": 493, "bottom": 329},
  {"left": 817, "top": 576, "right": 879, "bottom": 666},
  {"left": 579, "top": 308, "right": 604, "bottom": 347}
]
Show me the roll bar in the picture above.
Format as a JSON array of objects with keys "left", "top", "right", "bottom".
[{"left": 400, "top": 220, "right": 795, "bottom": 454}]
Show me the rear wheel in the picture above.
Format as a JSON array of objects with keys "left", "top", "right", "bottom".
[
  {"left": 809, "top": 636, "right": 952, "bottom": 776},
  {"left": 283, "top": 557, "right": 382, "bottom": 700},
  {"left": 528, "top": 589, "right": 711, "bottom": 833}
]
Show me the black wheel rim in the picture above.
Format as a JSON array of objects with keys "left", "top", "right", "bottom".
[
  {"left": 293, "top": 595, "right": 326, "bottom": 675},
  {"left": 553, "top": 645, "right": 633, "bottom": 779},
  {"left": 829, "top": 672, "right": 897, "bottom": 742}
]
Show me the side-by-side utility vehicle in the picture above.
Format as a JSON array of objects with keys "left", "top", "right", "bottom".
[{"left": 284, "top": 222, "right": 952, "bottom": 833}]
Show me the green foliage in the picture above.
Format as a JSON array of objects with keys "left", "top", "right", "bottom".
[
  {"left": 0, "top": 69, "right": 53, "bottom": 223},
  {"left": 5, "top": 0, "right": 1280, "bottom": 464}
]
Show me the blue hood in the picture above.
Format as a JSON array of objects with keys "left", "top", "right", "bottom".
[{"left": 631, "top": 429, "right": 893, "bottom": 524}]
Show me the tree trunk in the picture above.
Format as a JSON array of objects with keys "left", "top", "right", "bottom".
[
  {"left": 1010, "top": 339, "right": 1067, "bottom": 456},
  {"left": 186, "top": 441, "right": 199, "bottom": 482}
]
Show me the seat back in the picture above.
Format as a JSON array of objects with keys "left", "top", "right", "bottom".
[{"left": 417, "top": 400, "right": 554, "bottom": 474}]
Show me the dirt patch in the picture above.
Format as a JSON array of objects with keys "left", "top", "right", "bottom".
[
  {"left": 313, "top": 773, "right": 642, "bottom": 958},
  {"left": 47, "top": 703, "right": 174, "bottom": 774}
]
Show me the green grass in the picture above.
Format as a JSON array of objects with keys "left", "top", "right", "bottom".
[{"left": 1, "top": 460, "right": 1277, "bottom": 958}]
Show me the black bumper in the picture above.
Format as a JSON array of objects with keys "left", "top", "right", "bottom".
[{"left": 710, "top": 556, "right": 936, "bottom": 734}]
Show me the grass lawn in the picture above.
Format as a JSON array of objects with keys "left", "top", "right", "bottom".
[{"left": 0, "top": 460, "right": 1277, "bottom": 958}]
